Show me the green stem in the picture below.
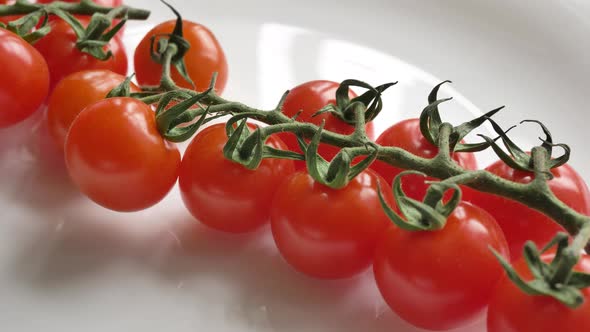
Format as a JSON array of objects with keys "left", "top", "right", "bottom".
[
  {"left": 531, "top": 146, "right": 552, "bottom": 189},
  {"left": 350, "top": 102, "right": 369, "bottom": 141},
  {"left": 433, "top": 122, "right": 455, "bottom": 166},
  {"left": 550, "top": 223, "right": 590, "bottom": 285},
  {"left": 0, "top": 0, "right": 150, "bottom": 20},
  {"left": 159, "top": 43, "right": 181, "bottom": 91},
  {"left": 136, "top": 42, "right": 590, "bottom": 246}
]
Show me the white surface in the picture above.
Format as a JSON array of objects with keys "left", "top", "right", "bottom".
[{"left": 1, "top": 0, "right": 589, "bottom": 331}]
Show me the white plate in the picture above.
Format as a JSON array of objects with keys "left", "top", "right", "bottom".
[{"left": 1, "top": 1, "right": 589, "bottom": 331}]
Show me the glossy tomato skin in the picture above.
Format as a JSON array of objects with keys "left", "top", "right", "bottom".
[
  {"left": 65, "top": 97, "right": 180, "bottom": 212},
  {"left": 0, "top": 28, "right": 50, "bottom": 128},
  {"left": 271, "top": 170, "right": 394, "bottom": 279},
  {"left": 179, "top": 123, "right": 295, "bottom": 233},
  {"left": 487, "top": 254, "right": 590, "bottom": 332},
  {"left": 463, "top": 161, "right": 590, "bottom": 261},
  {"left": 370, "top": 118, "right": 477, "bottom": 200},
  {"left": 34, "top": 18, "right": 128, "bottom": 91},
  {"left": 374, "top": 202, "right": 509, "bottom": 331},
  {"left": 134, "top": 20, "right": 228, "bottom": 94},
  {"left": 47, "top": 70, "right": 139, "bottom": 149},
  {"left": 276, "top": 80, "right": 373, "bottom": 170}
]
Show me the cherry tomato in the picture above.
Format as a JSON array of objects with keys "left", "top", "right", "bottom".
[
  {"left": 487, "top": 253, "right": 590, "bottom": 332},
  {"left": 370, "top": 118, "right": 477, "bottom": 199},
  {"left": 373, "top": 201, "right": 509, "bottom": 331},
  {"left": 463, "top": 161, "right": 590, "bottom": 261},
  {"left": 275, "top": 80, "right": 374, "bottom": 170},
  {"left": 34, "top": 18, "right": 128, "bottom": 90},
  {"left": 65, "top": 97, "right": 180, "bottom": 212},
  {"left": 134, "top": 20, "right": 228, "bottom": 94},
  {"left": 37, "top": 0, "right": 122, "bottom": 6},
  {"left": 179, "top": 123, "right": 295, "bottom": 233},
  {"left": 0, "top": 28, "right": 49, "bottom": 128},
  {"left": 270, "top": 170, "right": 394, "bottom": 279},
  {"left": 47, "top": 69, "right": 139, "bottom": 149}
]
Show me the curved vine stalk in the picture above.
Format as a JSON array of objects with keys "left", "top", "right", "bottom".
[
  {"left": 128, "top": 38, "right": 590, "bottom": 247},
  {"left": 0, "top": 0, "right": 150, "bottom": 19}
]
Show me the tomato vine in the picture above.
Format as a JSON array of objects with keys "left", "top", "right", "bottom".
[{"left": 104, "top": 3, "right": 590, "bottom": 309}]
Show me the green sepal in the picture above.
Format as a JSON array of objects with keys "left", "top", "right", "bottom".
[
  {"left": 302, "top": 122, "right": 378, "bottom": 189},
  {"left": 520, "top": 120, "right": 571, "bottom": 169},
  {"left": 567, "top": 272, "right": 590, "bottom": 289},
  {"left": 46, "top": 4, "right": 126, "bottom": 61},
  {"left": 274, "top": 90, "right": 290, "bottom": 112},
  {"left": 222, "top": 119, "right": 261, "bottom": 170},
  {"left": 164, "top": 106, "right": 218, "bottom": 143},
  {"left": 491, "top": 236, "right": 590, "bottom": 309},
  {"left": 452, "top": 106, "right": 505, "bottom": 152},
  {"left": 419, "top": 97, "right": 452, "bottom": 146},
  {"left": 423, "top": 181, "right": 462, "bottom": 217},
  {"left": 221, "top": 114, "right": 304, "bottom": 169},
  {"left": 4, "top": 9, "right": 49, "bottom": 42},
  {"left": 100, "top": 7, "right": 127, "bottom": 41},
  {"left": 421, "top": 81, "right": 507, "bottom": 153},
  {"left": 377, "top": 171, "right": 462, "bottom": 232},
  {"left": 315, "top": 80, "right": 397, "bottom": 124},
  {"left": 106, "top": 74, "right": 135, "bottom": 98},
  {"left": 22, "top": 24, "right": 50, "bottom": 44},
  {"left": 479, "top": 117, "right": 571, "bottom": 173},
  {"left": 148, "top": 0, "right": 194, "bottom": 88},
  {"left": 173, "top": 59, "right": 195, "bottom": 88},
  {"left": 155, "top": 89, "right": 211, "bottom": 139},
  {"left": 46, "top": 7, "right": 86, "bottom": 37}
]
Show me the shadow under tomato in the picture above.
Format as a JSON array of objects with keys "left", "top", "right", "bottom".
[
  {"left": 150, "top": 219, "right": 486, "bottom": 332},
  {"left": 6, "top": 206, "right": 485, "bottom": 332},
  {"left": 0, "top": 107, "right": 79, "bottom": 212}
]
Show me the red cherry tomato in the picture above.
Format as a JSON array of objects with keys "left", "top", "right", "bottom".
[
  {"left": 370, "top": 118, "right": 477, "bottom": 199},
  {"left": 373, "top": 201, "right": 509, "bottom": 331},
  {"left": 134, "top": 20, "right": 228, "bottom": 94},
  {"left": 0, "top": 28, "right": 49, "bottom": 128},
  {"left": 179, "top": 123, "right": 295, "bottom": 233},
  {"left": 37, "top": 0, "right": 122, "bottom": 6},
  {"left": 276, "top": 80, "right": 374, "bottom": 170},
  {"left": 463, "top": 161, "right": 590, "bottom": 260},
  {"left": 270, "top": 170, "right": 394, "bottom": 279},
  {"left": 47, "top": 69, "right": 139, "bottom": 149},
  {"left": 34, "top": 18, "right": 128, "bottom": 90},
  {"left": 487, "top": 253, "right": 590, "bottom": 332},
  {"left": 65, "top": 97, "right": 180, "bottom": 212}
]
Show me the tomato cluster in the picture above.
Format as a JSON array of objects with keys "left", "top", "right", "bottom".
[{"left": 1, "top": 2, "right": 590, "bottom": 332}]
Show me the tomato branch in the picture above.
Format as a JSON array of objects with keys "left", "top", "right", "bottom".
[{"left": 0, "top": 0, "right": 150, "bottom": 20}]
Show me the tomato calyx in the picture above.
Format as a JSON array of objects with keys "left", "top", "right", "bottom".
[
  {"left": 492, "top": 229, "right": 590, "bottom": 308},
  {"left": 42, "top": 4, "right": 126, "bottom": 60},
  {"left": 106, "top": 73, "right": 136, "bottom": 98},
  {"left": 420, "top": 80, "right": 507, "bottom": 154},
  {"left": 146, "top": 0, "right": 194, "bottom": 89},
  {"left": 0, "top": 7, "right": 50, "bottom": 43},
  {"left": 316, "top": 79, "right": 396, "bottom": 127},
  {"left": 222, "top": 118, "right": 304, "bottom": 170},
  {"left": 480, "top": 117, "right": 571, "bottom": 175},
  {"left": 302, "top": 121, "right": 379, "bottom": 189},
  {"left": 378, "top": 171, "right": 462, "bottom": 231},
  {"left": 154, "top": 89, "right": 215, "bottom": 142}
]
